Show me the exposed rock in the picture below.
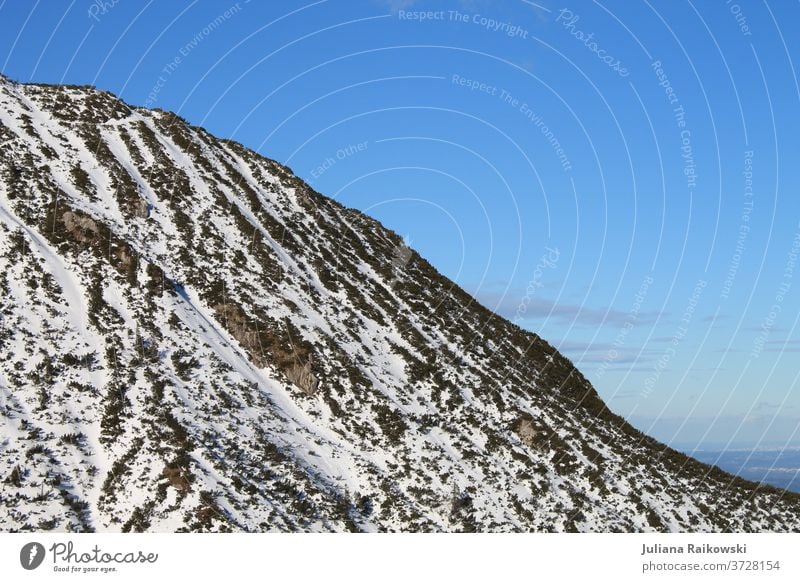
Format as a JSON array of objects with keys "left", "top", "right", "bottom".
[
  {"left": 134, "top": 198, "right": 149, "bottom": 218},
  {"left": 285, "top": 356, "right": 320, "bottom": 396},
  {"left": 212, "top": 302, "right": 320, "bottom": 394},
  {"left": 516, "top": 417, "right": 538, "bottom": 448},
  {"left": 162, "top": 466, "right": 190, "bottom": 492},
  {"left": 61, "top": 210, "right": 100, "bottom": 243}
]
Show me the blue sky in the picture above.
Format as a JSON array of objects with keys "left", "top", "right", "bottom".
[{"left": 1, "top": 0, "right": 799, "bottom": 450}]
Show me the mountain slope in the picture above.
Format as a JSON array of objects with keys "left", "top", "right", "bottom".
[{"left": 0, "top": 74, "right": 797, "bottom": 532}]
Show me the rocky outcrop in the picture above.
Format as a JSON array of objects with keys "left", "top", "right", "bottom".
[
  {"left": 213, "top": 302, "right": 320, "bottom": 395},
  {"left": 61, "top": 210, "right": 100, "bottom": 244},
  {"left": 285, "top": 356, "right": 320, "bottom": 396}
]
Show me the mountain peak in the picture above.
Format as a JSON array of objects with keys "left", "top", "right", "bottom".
[{"left": 1, "top": 78, "right": 798, "bottom": 532}]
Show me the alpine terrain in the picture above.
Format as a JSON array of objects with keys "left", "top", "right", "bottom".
[{"left": 0, "top": 74, "right": 798, "bottom": 533}]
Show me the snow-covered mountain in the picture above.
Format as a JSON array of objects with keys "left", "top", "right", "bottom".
[{"left": 0, "top": 74, "right": 797, "bottom": 532}]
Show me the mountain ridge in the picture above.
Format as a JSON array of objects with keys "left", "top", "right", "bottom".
[{"left": 0, "top": 74, "right": 797, "bottom": 532}]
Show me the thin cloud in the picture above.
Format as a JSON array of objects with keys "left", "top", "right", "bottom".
[
  {"left": 474, "top": 291, "right": 662, "bottom": 327},
  {"left": 702, "top": 314, "right": 728, "bottom": 322},
  {"left": 753, "top": 401, "right": 782, "bottom": 412},
  {"left": 572, "top": 352, "right": 644, "bottom": 364},
  {"left": 743, "top": 325, "right": 788, "bottom": 333},
  {"left": 556, "top": 340, "right": 648, "bottom": 363}
]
